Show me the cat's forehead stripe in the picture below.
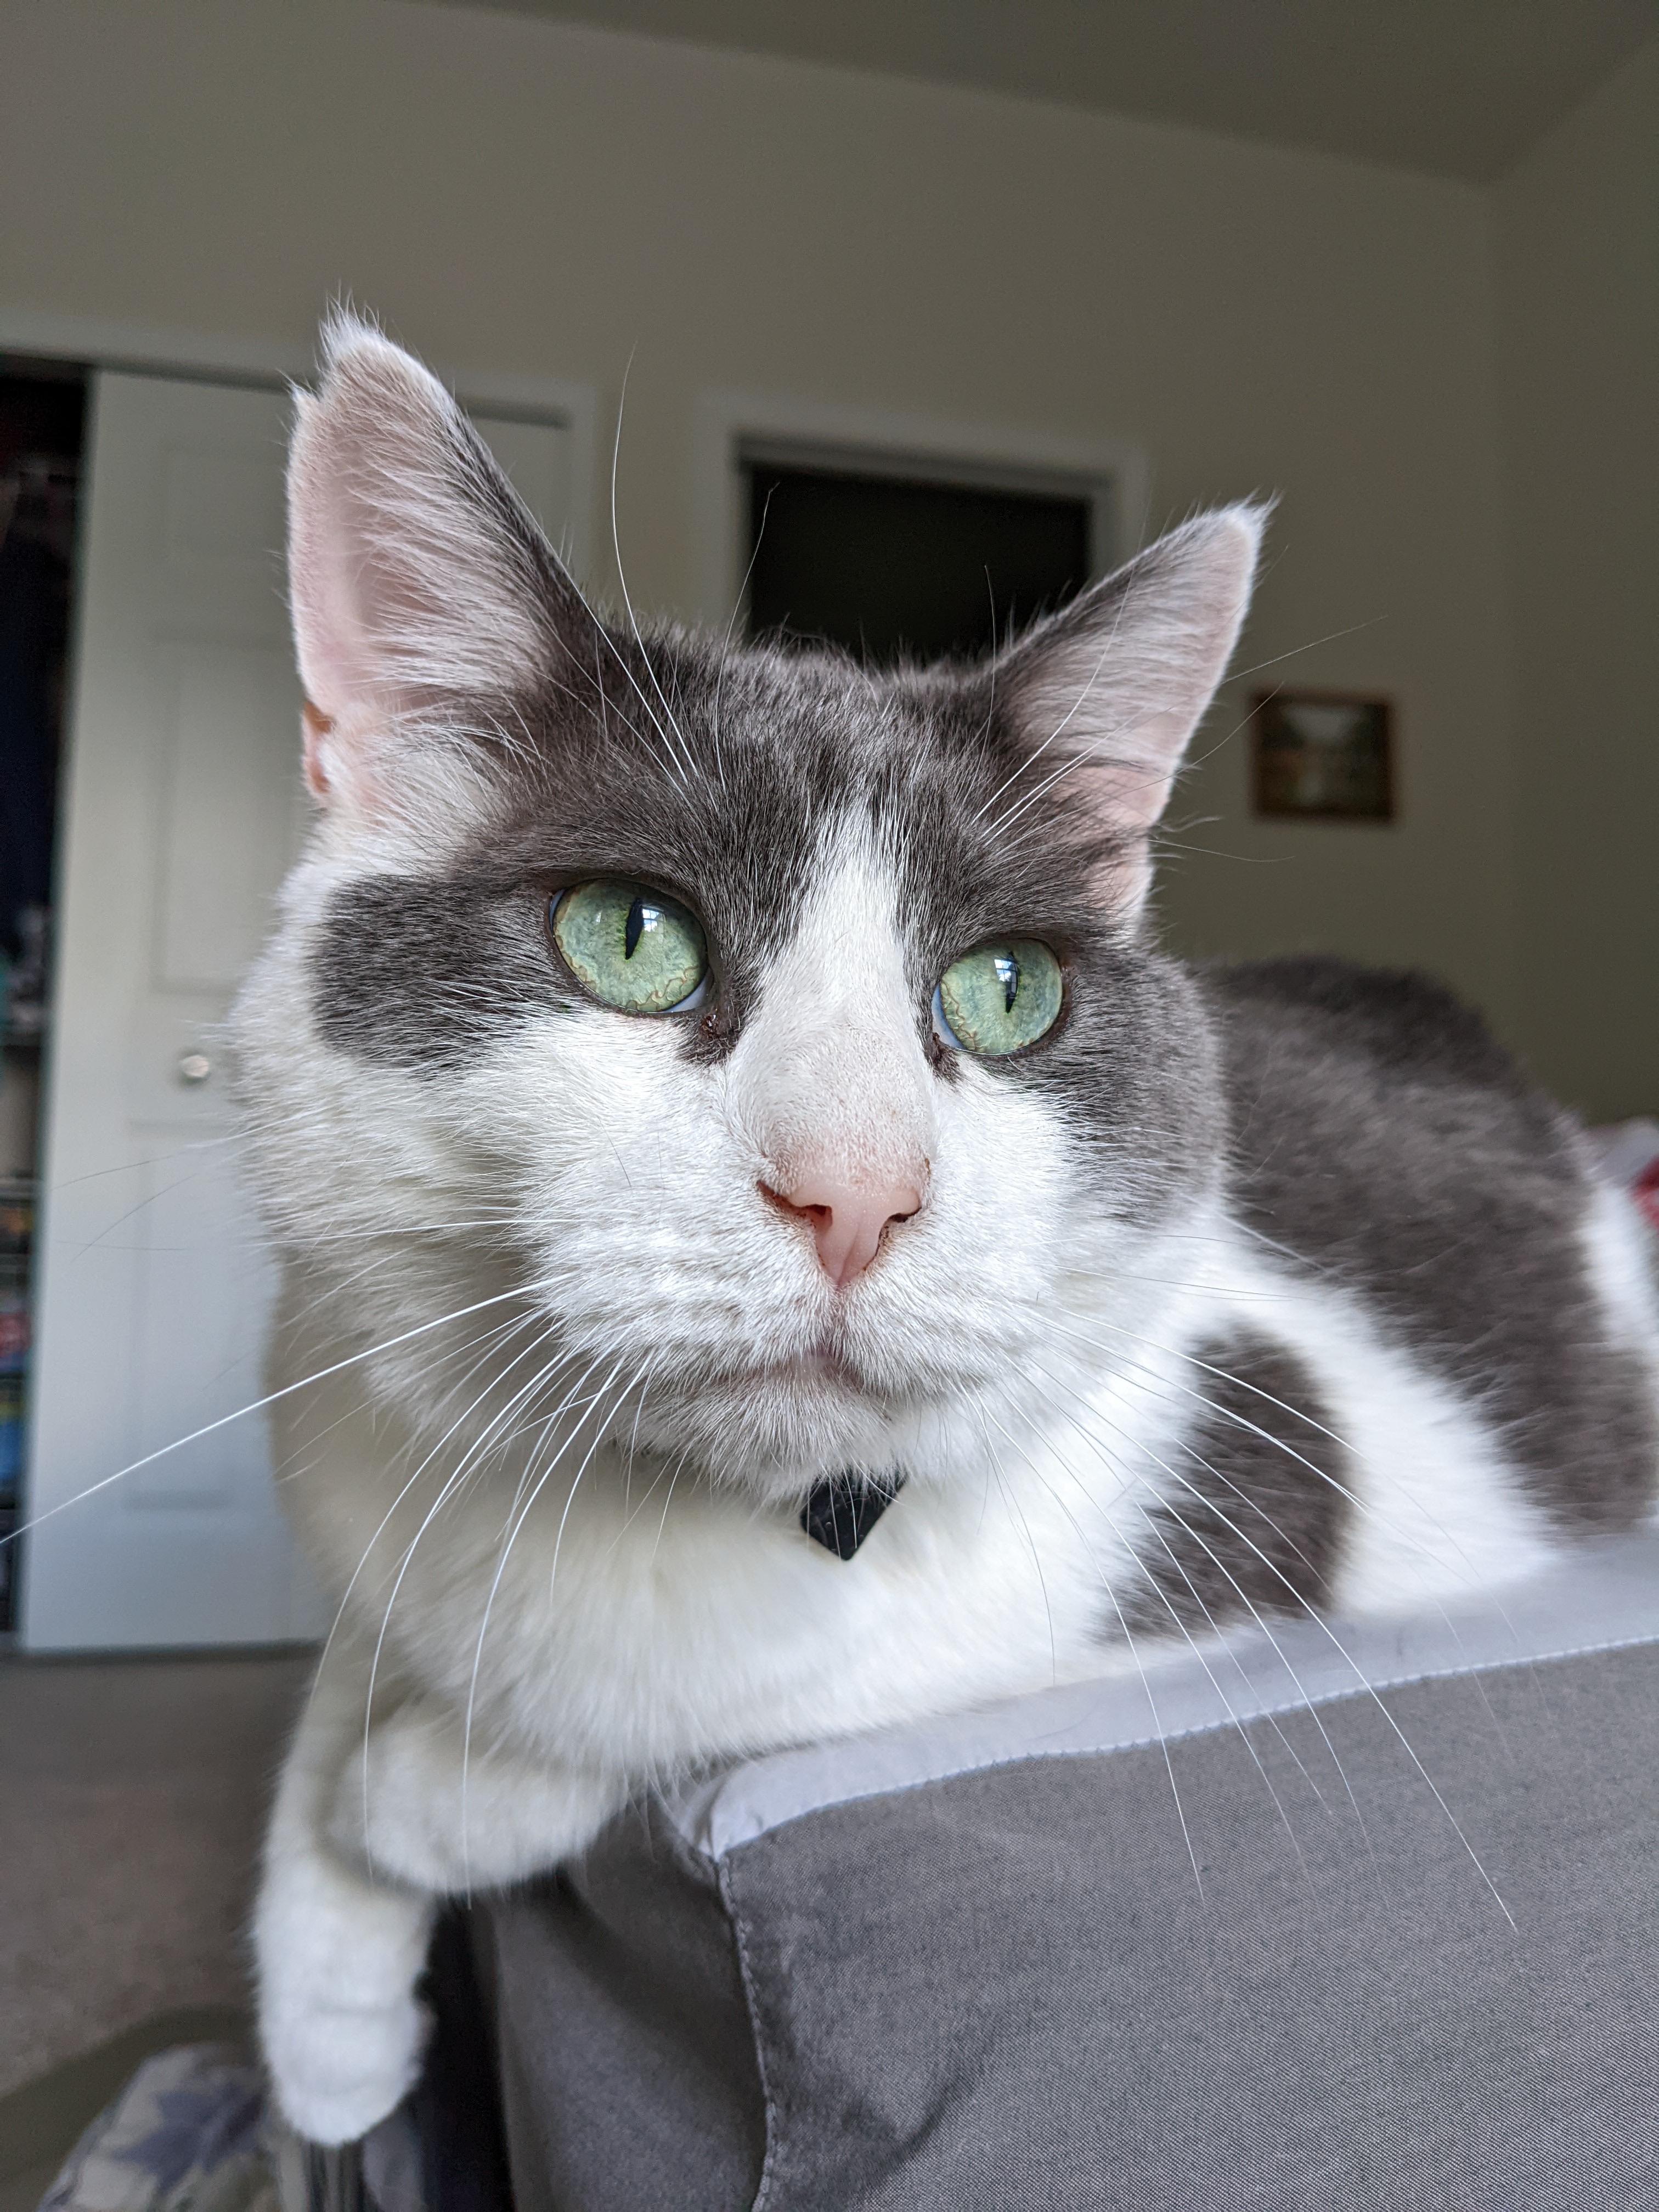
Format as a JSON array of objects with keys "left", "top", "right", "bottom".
[
  {"left": 307, "top": 795, "right": 912, "bottom": 1079},
  {"left": 303, "top": 644, "right": 1063, "bottom": 1076}
]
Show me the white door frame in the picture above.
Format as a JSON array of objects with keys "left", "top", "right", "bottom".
[
  {"left": 0, "top": 307, "right": 599, "bottom": 575},
  {"left": 689, "top": 386, "right": 1150, "bottom": 634},
  {"left": 1, "top": 314, "right": 595, "bottom": 1648}
]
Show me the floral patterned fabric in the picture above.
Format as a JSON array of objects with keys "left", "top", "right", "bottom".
[{"left": 37, "top": 2046, "right": 278, "bottom": 2212}]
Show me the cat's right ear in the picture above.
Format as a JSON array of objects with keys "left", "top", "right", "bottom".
[
  {"left": 287, "top": 314, "right": 564, "bottom": 802},
  {"left": 989, "top": 503, "right": 1267, "bottom": 912}
]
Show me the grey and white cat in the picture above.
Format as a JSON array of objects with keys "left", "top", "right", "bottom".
[{"left": 238, "top": 318, "right": 1659, "bottom": 2146}]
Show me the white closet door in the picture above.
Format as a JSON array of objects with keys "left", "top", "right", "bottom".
[{"left": 22, "top": 370, "right": 572, "bottom": 1650}]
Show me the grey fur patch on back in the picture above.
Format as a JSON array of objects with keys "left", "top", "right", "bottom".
[
  {"left": 1205, "top": 958, "right": 1658, "bottom": 1534},
  {"left": 1126, "top": 1329, "right": 1348, "bottom": 1638}
]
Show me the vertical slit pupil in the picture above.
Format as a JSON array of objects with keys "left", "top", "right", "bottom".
[
  {"left": 624, "top": 896, "right": 647, "bottom": 960},
  {"left": 996, "top": 952, "right": 1019, "bottom": 1012}
]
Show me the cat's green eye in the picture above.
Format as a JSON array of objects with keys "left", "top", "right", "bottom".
[
  {"left": 934, "top": 939, "right": 1063, "bottom": 1057},
  {"left": 550, "top": 880, "right": 709, "bottom": 1014}
]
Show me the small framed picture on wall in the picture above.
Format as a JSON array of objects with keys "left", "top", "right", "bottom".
[{"left": 1250, "top": 691, "right": 1394, "bottom": 821}]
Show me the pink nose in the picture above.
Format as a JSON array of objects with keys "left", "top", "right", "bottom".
[{"left": 761, "top": 1171, "right": 923, "bottom": 1288}]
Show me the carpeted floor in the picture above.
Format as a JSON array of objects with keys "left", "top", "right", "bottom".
[{"left": 0, "top": 1651, "right": 309, "bottom": 2102}]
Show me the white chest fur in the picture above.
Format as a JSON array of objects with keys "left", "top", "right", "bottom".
[{"left": 271, "top": 1207, "right": 1559, "bottom": 1798}]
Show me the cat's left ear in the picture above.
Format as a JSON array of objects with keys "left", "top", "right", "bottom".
[
  {"left": 287, "top": 312, "right": 572, "bottom": 803},
  {"left": 991, "top": 503, "right": 1267, "bottom": 911}
]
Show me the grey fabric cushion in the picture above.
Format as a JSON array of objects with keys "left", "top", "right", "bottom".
[
  {"left": 476, "top": 1533, "right": 1659, "bottom": 2211},
  {"left": 487, "top": 1807, "right": 763, "bottom": 2212}
]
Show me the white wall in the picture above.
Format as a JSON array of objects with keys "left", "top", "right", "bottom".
[
  {"left": 2, "top": 0, "right": 1526, "bottom": 1036},
  {"left": 1495, "top": 41, "right": 1659, "bottom": 1119}
]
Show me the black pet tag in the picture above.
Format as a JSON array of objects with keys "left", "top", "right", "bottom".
[{"left": 800, "top": 1470, "right": 907, "bottom": 1560}]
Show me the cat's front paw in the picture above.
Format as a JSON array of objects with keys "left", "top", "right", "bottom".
[
  {"left": 328, "top": 1700, "right": 621, "bottom": 1892},
  {"left": 256, "top": 1847, "right": 435, "bottom": 2145},
  {"left": 264, "top": 1978, "right": 430, "bottom": 2148}
]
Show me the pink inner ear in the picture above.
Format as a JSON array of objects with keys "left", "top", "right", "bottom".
[
  {"left": 288, "top": 452, "right": 384, "bottom": 726},
  {"left": 284, "top": 348, "right": 426, "bottom": 727},
  {"left": 301, "top": 701, "right": 333, "bottom": 799}
]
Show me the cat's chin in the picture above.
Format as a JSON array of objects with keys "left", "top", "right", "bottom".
[
  {"left": 753, "top": 1346, "right": 865, "bottom": 1390},
  {"left": 689, "top": 1326, "right": 899, "bottom": 1403},
  {"left": 635, "top": 1344, "right": 930, "bottom": 1497}
]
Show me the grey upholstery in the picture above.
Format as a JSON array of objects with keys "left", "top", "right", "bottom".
[{"left": 476, "top": 1534, "right": 1659, "bottom": 2210}]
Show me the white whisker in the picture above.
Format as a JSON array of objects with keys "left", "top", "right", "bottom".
[
  {"left": 459, "top": 1355, "right": 631, "bottom": 1888},
  {"left": 1, "top": 1277, "right": 561, "bottom": 1550}
]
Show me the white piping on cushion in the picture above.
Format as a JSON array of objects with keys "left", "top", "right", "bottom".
[{"left": 669, "top": 1525, "right": 1659, "bottom": 1859}]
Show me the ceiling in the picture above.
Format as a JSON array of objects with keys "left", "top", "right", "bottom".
[{"left": 442, "top": 0, "right": 1655, "bottom": 179}]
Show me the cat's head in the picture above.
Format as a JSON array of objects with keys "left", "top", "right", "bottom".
[{"left": 235, "top": 315, "right": 1262, "bottom": 1500}]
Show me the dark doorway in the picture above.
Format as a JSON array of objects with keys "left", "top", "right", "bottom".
[
  {"left": 0, "top": 358, "right": 86, "bottom": 1632},
  {"left": 744, "top": 460, "right": 1094, "bottom": 668}
]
